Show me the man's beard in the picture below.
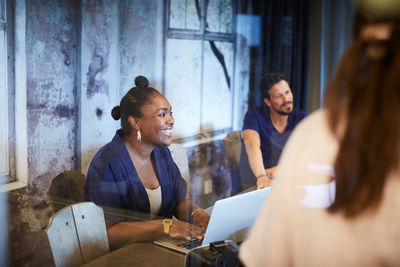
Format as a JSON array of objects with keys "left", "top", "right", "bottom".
[
  {"left": 276, "top": 110, "right": 292, "bottom": 116},
  {"left": 273, "top": 102, "right": 293, "bottom": 116}
]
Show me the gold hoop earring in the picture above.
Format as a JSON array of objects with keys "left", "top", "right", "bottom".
[{"left": 137, "top": 129, "right": 141, "bottom": 142}]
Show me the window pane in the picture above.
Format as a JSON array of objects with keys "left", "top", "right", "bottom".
[
  {"left": 169, "top": 0, "right": 200, "bottom": 30},
  {"left": 0, "top": 0, "right": 4, "bottom": 21},
  {"left": 0, "top": 29, "right": 8, "bottom": 177},
  {"left": 202, "top": 41, "right": 233, "bottom": 131},
  {"left": 165, "top": 39, "right": 202, "bottom": 137},
  {"left": 206, "top": 0, "right": 233, "bottom": 34}
]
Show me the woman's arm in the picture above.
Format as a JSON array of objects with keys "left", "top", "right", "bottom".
[
  {"left": 174, "top": 195, "right": 210, "bottom": 231},
  {"left": 106, "top": 216, "right": 205, "bottom": 249},
  {"left": 106, "top": 219, "right": 165, "bottom": 248}
]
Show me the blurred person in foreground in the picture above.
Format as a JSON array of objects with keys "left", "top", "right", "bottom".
[
  {"left": 85, "top": 76, "right": 209, "bottom": 249},
  {"left": 240, "top": 0, "right": 400, "bottom": 265}
]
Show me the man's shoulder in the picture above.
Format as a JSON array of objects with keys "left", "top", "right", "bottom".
[
  {"left": 293, "top": 107, "right": 307, "bottom": 115},
  {"left": 245, "top": 106, "right": 268, "bottom": 120},
  {"left": 243, "top": 106, "right": 270, "bottom": 131},
  {"left": 245, "top": 106, "right": 264, "bottom": 114},
  {"left": 291, "top": 108, "right": 308, "bottom": 120}
]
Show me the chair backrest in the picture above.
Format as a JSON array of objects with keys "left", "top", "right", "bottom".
[
  {"left": 45, "top": 202, "right": 109, "bottom": 267},
  {"left": 223, "top": 131, "right": 242, "bottom": 167},
  {"left": 169, "top": 143, "right": 191, "bottom": 196},
  {"left": 48, "top": 170, "right": 86, "bottom": 213},
  {"left": 223, "top": 131, "right": 255, "bottom": 194}
]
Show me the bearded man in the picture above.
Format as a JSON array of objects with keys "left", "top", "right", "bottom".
[{"left": 242, "top": 73, "right": 307, "bottom": 189}]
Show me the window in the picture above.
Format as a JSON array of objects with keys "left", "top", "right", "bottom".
[
  {"left": 0, "top": 0, "right": 10, "bottom": 183},
  {"left": 164, "top": 0, "right": 234, "bottom": 141},
  {"left": 0, "top": 0, "right": 27, "bottom": 191}
]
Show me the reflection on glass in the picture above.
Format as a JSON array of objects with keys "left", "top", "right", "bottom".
[
  {"left": 206, "top": 0, "right": 233, "bottom": 33},
  {"left": 169, "top": 0, "right": 200, "bottom": 30}
]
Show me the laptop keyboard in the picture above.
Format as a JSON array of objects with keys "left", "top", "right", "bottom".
[{"left": 178, "top": 239, "right": 202, "bottom": 249}]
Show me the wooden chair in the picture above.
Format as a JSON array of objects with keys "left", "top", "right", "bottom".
[
  {"left": 223, "top": 131, "right": 242, "bottom": 168},
  {"left": 48, "top": 170, "right": 86, "bottom": 213},
  {"left": 45, "top": 202, "right": 109, "bottom": 267},
  {"left": 169, "top": 143, "right": 192, "bottom": 196}
]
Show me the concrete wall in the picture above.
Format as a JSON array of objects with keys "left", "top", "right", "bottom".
[
  {"left": 10, "top": 1, "right": 80, "bottom": 265},
  {"left": 6, "top": 0, "right": 251, "bottom": 266}
]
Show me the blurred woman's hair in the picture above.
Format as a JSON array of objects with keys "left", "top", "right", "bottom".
[
  {"left": 111, "top": 76, "right": 160, "bottom": 135},
  {"left": 324, "top": 3, "right": 400, "bottom": 217}
]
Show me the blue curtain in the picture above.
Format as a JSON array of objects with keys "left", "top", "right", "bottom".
[{"left": 250, "top": 0, "right": 311, "bottom": 111}]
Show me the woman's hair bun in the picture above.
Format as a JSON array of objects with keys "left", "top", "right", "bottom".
[
  {"left": 135, "top": 75, "right": 149, "bottom": 88},
  {"left": 111, "top": 106, "right": 121, "bottom": 120}
]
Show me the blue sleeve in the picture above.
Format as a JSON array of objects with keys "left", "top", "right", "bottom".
[
  {"left": 242, "top": 108, "right": 260, "bottom": 132},
  {"left": 84, "top": 158, "right": 128, "bottom": 222},
  {"left": 85, "top": 161, "right": 123, "bottom": 209}
]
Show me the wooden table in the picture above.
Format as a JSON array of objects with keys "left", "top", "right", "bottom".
[
  {"left": 81, "top": 242, "right": 185, "bottom": 267},
  {"left": 82, "top": 188, "right": 257, "bottom": 266}
]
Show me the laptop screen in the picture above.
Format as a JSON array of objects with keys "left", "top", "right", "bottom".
[{"left": 202, "top": 187, "right": 270, "bottom": 245}]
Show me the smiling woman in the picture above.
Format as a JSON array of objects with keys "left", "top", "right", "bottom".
[{"left": 84, "top": 76, "right": 210, "bottom": 249}]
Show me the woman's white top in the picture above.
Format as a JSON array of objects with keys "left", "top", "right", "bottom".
[{"left": 145, "top": 186, "right": 162, "bottom": 215}]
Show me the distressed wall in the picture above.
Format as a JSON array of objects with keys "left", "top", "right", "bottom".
[
  {"left": 10, "top": 1, "right": 79, "bottom": 266},
  {"left": 80, "top": 0, "right": 121, "bottom": 175},
  {"left": 7, "top": 1, "right": 251, "bottom": 266}
]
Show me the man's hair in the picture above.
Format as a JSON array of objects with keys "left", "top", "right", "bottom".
[{"left": 259, "top": 73, "right": 289, "bottom": 99}]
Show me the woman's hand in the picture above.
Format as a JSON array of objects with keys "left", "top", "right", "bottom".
[
  {"left": 168, "top": 220, "right": 205, "bottom": 240},
  {"left": 192, "top": 209, "right": 210, "bottom": 231}
]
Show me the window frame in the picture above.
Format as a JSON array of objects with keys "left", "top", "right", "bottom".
[
  {"left": 166, "top": 0, "right": 234, "bottom": 41},
  {"left": 0, "top": 0, "right": 28, "bottom": 192},
  {"left": 0, "top": 0, "right": 9, "bottom": 180},
  {"left": 164, "top": 0, "right": 236, "bottom": 142}
]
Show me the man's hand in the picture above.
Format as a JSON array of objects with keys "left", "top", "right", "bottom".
[
  {"left": 256, "top": 176, "right": 272, "bottom": 189},
  {"left": 265, "top": 166, "right": 277, "bottom": 178}
]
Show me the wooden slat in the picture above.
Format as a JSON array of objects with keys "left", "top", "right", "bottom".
[
  {"left": 72, "top": 202, "right": 109, "bottom": 263},
  {"left": 45, "top": 206, "right": 83, "bottom": 267}
]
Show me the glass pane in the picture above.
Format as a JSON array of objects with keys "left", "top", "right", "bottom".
[
  {"left": 169, "top": 0, "right": 200, "bottom": 30},
  {"left": 0, "top": 30, "right": 8, "bottom": 177},
  {"left": 186, "top": 0, "right": 200, "bottom": 30},
  {"left": 206, "top": 0, "right": 233, "bottom": 33},
  {"left": 165, "top": 39, "right": 202, "bottom": 137},
  {"left": 202, "top": 41, "right": 233, "bottom": 131},
  {"left": 0, "top": 0, "right": 4, "bottom": 21}
]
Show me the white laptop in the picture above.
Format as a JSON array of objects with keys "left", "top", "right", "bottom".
[{"left": 154, "top": 187, "right": 270, "bottom": 254}]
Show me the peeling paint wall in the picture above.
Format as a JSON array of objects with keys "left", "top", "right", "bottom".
[
  {"left": 10, "top": 1, "right": 80, "bottom": 266},
  {"left": 26, "top": 0, "right": 79, "bottom": 179},
  {"left": 7, "top": 1, "right": 252, "bottom": 266},
  {"left": 80, "top": 0, "right": 121, "bottom": 175}
]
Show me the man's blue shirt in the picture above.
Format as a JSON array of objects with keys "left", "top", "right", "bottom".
[
  {"left": 84, "top": 129, "right": 187, "bottom": 222},
  {"left": 242, "top": 106, "right": 307, "bottom": 169}
]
